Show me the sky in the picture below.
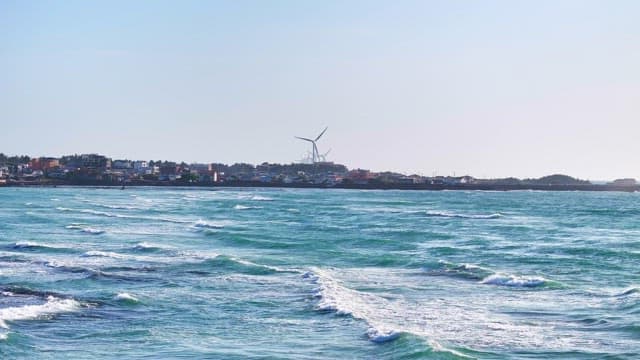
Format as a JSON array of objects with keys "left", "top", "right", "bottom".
[{"left": 1, "top": 0, "right": 639, "bottom": 180}]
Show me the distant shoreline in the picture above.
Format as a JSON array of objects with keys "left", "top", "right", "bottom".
[{"left": 2, "top": 180, "right": 638, "bottom": 192}]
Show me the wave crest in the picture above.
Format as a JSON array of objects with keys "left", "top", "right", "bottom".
[
  {"left": 480, "top": 274, "right": 548, "bottom": 288},
  {"left": 0, "top": 295, "right": 81, "bottom": 329}
]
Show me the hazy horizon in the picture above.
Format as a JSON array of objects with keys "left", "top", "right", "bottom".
[{"left": 2, "top": 1, "right": 639, "bottom": 180}]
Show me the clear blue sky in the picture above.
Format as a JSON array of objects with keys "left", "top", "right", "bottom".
[{"left": 2, "top": 0, "right": 639, "bottom": 179}]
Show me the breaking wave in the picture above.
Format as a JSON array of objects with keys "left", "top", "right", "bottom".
[
  {"left": 114, "top": 292, "right": 140, "bottom": 304},
  {"left": 66, "top": 225, "right": 105, "bottom": 235},
  {"left": 250, "top": 195, "right": 274, "bottom": 201},
  {"left": 303, "top": 268, "right": 405, "bottom": 343},
  {"left": 427, "top": 260, "right": 555, "bottom": 288},
  {"left": 11, "top": 241, "right": 74, "bottom": 253},
  {"left": 0, "top": 295, "right": 81, "bottom": 330},
  {"left": 132, "top": 242, "right": 173, "bottom": 252},
  {"left": 234, "top": 204, "right": 261, "bottom": 210},
  {"left": 480, "top": 274, "right": 549, "bottom": 288},
  {"left": 193, "top": 220, "right": 225, "bottom": 229}
]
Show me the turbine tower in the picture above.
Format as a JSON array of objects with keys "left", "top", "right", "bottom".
[{"left": 295, "top": 127, "right": 328, "bottom": 163}]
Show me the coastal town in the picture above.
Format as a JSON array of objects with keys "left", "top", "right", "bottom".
[{"left": 0, "top": 153, "right": 638, "bottom": 191}]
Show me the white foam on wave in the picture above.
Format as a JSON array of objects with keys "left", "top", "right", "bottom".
[
  {"left": 480, "top": 274, "right": 548, "bottom": 287},
  {"left": 65, "top": 225, "right": 105, "bottom": 235},
  {"left": 234, "top": 204, "right": 261, "bottom": 210},
  {"left": 229, "top": 256, "right": 284, "bottom": 272},
  {"left": 250, "top": 195, "right": 274, "bottom": 201},
  {"left": 302, "top": 267, "right": 591, "bottom": 354},
  {"left": 83, "top": 250, "right": 128, "bottom": 259},
  {"left": 426, "top": 210, "right": 503, "bottom": 219},
  {"left": 304, "top": 268, "right": 403, "bottom": 343},
  {"left": 0, "top": 295, "right": 81, "bottom": 329},
  {"left": 56, "top": 207, "right": 73, "bottom": 212},
  {"left": 14, "top": 241, "right": 65, "bottom": 250},
  {"left": 193, "top": 220, "right": 225, "bottom": 229},
  {"left": 82, "top": 250, "right": 161, "bottom": 263},
  {"left": 114, "top": 292, "right": 139, "bottom": 302},
  {"left": 134, "top": 242, "right": 173, "bottom": 251}
]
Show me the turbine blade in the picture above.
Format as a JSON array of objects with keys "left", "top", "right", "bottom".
[
  {"left": 314, "top": 127, "right": 328, "bottom": 142},
  {"left": 295, "top": 136, "right": 314, "bottom": 142}
]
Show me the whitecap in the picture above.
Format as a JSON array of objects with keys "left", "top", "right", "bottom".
[
  {"left": 114, "top": 292, "right": 139, "bottom": 303},
  {"left": 133, "top": 242, "right": 172, "bottom": 251},
  {"left": 250, "top": 195, "right": 273, "bottom": 201},
  {"left": 0, "top": 295, "right": 81, "bottom": 329},
  {"left": 82, "top": 227, "right": 105, "bottom": 235},
  {"left": 82, "top": 250, "right": 158, "bottom": 263},
  {"left": 366, "top": 327, "right": 402, "bottom": 343},
  {"left": 480, "top": 273, "right": 548, "bottom": 287},
  {"left": 234, "top": 204, "right": 261, "bottom": 210},
  {"left": 83, "top": 250, "right": 128, "bottom": 259},
  {"left": 193, "top": 220, "right": 225, "bottom": 229},
  {"left": 66, "top": 225, "right": 105, "bottom": 235},
  {"left": 13, "top": 241, "right": 65, "bottom": 250}
]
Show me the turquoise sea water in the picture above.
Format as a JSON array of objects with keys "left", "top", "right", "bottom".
[{"left": 0, "top": 187, "right": 638, "bottom": 359}]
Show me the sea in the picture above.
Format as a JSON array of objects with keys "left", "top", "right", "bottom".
[{"left": 0, "top": 187, "right": 638, "bottom": 359}]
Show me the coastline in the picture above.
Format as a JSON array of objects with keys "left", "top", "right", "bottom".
[{"left": 2, "top": 179, "right": 638, "bottom": 192}]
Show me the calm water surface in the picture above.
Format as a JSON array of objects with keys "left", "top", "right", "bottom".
[{"left": 0, "top": 187, "right": 638, "bottom": 359}]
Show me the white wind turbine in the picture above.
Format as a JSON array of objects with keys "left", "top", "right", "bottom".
[{"left": 295, "top": 127, "right": 328, "bottom": 163}]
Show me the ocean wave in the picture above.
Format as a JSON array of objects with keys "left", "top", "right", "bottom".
[
  {"left": 65, "top": 225, "right": 105, "bottom": 235},
  {"left": 0, "top": 295, "right": 81, "bottom": 329},
  {"left": 614, "top": 287, "right": 639, "bottom": 297},
  {"left": 185, "top": 255, "right": 283, "bottom": 276},
  {"left": 90, "top": 203, "right": 143, "bottom": 210},
  {"left": 133, "top": 242, "right": 173, "bottom": 252},
  {"left": 234, "top": 204, "right": 261, "bottom": 210},
  {"left": 12, "top": 241, "right": 72, "bottom": 252},
  {"left": 79, "top": 209, "right": 121, "bottom": 217},
  {"left": 193, "top": 220, "right": 225, "bottom": 229},
  {"left": 480, "top": 274, "right": 549, "bottom": 288},
  {"left": 428, "top": 260, "right": 553, "bottom": 288},
  {"left": 425, "top": 211, "right": 503, "bottom": 219},
  {"left": 250, "top": 195, "right": 274, "bottom": 201},
  {"left": 428, "top": 260, "right": 494, "bottom": 281},
  {"left": 114, "top": 292, "right": 140, "bottom": 304},
  {"left": 13, "top": 241, "right": 52, "bottom": 249},
  {"left": 83, "top": 250, "right": 129, "bottom": 259},
  {"left": 366, "top": 327, "right": 402, "bottom": 343},
  {"left": 56, "top": 207, "right": 195, "bottom": 225},
  {"left": 303, "top": 268, "right": 402, "bottom": 344}
]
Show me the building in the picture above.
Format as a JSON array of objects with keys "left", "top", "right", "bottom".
[
  {"left": 610, "top": 178, "right": 637, "bottom": 186},
  {"left": 112, "top": 160, "right": 133, "bottom": 169},
  {"left": 159, "top": 162, "right": 179, "bottom": 181},
  {"left": 29, "top": 157, "right": 60, "bottom": 171}
]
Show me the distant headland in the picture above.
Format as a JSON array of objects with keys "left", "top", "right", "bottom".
[{"left": 0, "top": 153, "right": 637, "bottom": 192}]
